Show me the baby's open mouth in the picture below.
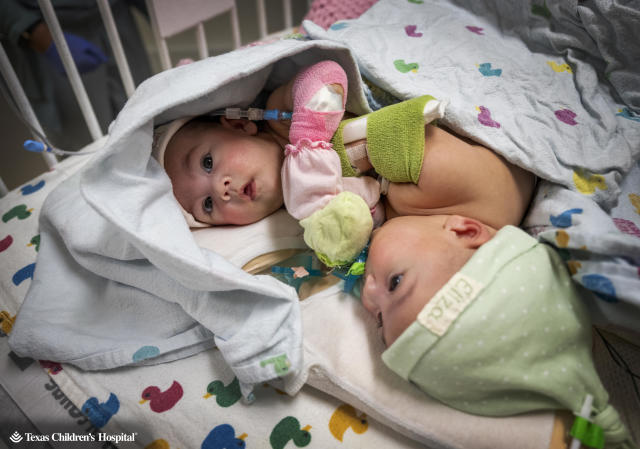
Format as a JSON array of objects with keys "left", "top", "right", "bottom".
[{"left": 243, "top": 180, "right": 257, "bottom": 200}]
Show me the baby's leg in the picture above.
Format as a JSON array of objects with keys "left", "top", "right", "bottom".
[{"left": 385, "top": 125, "right": 535, "bottom": 228}]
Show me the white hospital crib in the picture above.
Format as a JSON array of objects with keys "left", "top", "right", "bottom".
[{"left": 1, "top": 1, "right": 638, "bottom": 448}]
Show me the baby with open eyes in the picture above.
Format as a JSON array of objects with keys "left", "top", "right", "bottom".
[
  {"left": 358, "top": 212, "right": 635, "bottom": 449},
  {"left": 152, "top": 60, "right": 534, "bottom": 238},
  {"left": 360, "top": 214, "right": 490, "bottom": 347},
  {"left": 154, "top": 115, "right": 286, "bottom": 226}
]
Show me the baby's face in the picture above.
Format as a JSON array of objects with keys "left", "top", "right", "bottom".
[
  {"left": 362, "top": 215, "right": 489, "bottom": 346},
  {"left": 164, "top": 119, "right": 285, "bottom": 225}
]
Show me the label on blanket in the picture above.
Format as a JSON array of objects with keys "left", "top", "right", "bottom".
[{"left": 417, "top": 273, "right": 483, "bottom": 336}]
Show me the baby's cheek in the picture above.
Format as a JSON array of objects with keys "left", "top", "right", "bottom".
[
  {"left": 386, "top": 293, "right": 430, "bottom": 346},
  {"left": 223, "top": 203, "right": 271, "bottom": 225},
  {"left": 221, "top": 206, "right": 254, "bottom": 225},
  {"left": 264, "top": 179, "right": 285, "bottom": 211}
]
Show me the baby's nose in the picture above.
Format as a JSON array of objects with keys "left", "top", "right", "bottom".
[
  {"left": 361, "top": 275, "right": 379, "bottom": 314},
  {"left": 218, "top": 176, "right": 231, "bottom": 201}
]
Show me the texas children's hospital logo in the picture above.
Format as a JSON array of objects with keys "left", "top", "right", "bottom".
[{"left": 8, "top": 430, "right": 136, "bottom": 444}]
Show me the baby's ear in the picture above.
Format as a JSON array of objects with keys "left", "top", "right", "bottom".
[
  {"left": 220, "top": 117, "right": 258, "bottom": 135},
  {"left": 444, "top": 215, "right": 493, "bottom": 249}
]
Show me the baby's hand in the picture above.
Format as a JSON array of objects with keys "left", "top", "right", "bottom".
[{"left": 289, "top": 60, "right": 348, "bottom": 145}]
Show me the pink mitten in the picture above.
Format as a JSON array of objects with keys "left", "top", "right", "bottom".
[
  {"left": 282, "top": 140, "right": 380, "bottom": 220},
  {"left": 282, "top": 139, "right": 343, "bottom": 220},
  {"left": 289, "top": 60, "right": 348, "bottom": 145}
]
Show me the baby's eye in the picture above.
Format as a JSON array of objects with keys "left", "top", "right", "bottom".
[
  {"left": 388, "top": 274, "right": 403, "bottom": 292},
  {"left": 203, "top": 196, "right": 213, "bottom": 214},
  {"left": 202, "top": 153, "right": 213, "bottom": 173}
]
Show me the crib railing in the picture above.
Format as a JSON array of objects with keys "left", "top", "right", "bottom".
[
  {"left": 146, "top": 0, "right": 242, "bottom": 71},
  {"left": 0, "top": 42, "right": 58, "bottom": 189},
  {"left": 39, "top": 0, "right": 104, "bottom": 143},
  {"left": 0, "top": 0, "right": 306, "bottom": 196}
]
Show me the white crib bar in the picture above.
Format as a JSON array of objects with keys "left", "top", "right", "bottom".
[
  {"left": 257, "top": 0, "right": 268, "bottom": 39},
  {"left": 230, "top": 3, "right": 241, "bottom": 49},
  {"left": 38, "top": 0, "right": 103, "bottom": 141},
  {"left": 196, "top": 23, "right": 209, "bottom": 60},
  {"left": 283, "top": 0, "right": 293, "bottom": 29},
  {"left": 146, "top": 0, "right": 172, "bottom": 71},
  {"left": 97, "top": 0, "right": 135, "bottom": 98},
  {"left": 0, "top": 43, "right": 58, "bottom": 170}
]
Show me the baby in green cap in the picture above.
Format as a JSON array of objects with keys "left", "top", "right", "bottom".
[
  {"left": 361, "top": 214, "right": 636, "bottom": 449},
  {"left": 361, "top": 214, "right": 493, "bottom": 346}
]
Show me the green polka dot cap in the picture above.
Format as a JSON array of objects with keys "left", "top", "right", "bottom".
[{"left": 382, "top": 226, "right": 635, "bottom": 449}]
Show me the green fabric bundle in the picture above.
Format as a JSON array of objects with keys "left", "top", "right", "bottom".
[
  {"left": 331, "top": 95, "right": 433, "bottom": 183},
  {"left": 300, "top": 191, "right": 373, "bottom": 267}
]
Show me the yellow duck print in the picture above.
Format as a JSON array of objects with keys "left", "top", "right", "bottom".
[
  {"left": 145, "top": 440, "right": 170, "bottom": 449},
  {"left": 567, "top": 261, "right": 582, "bottom": 275},
  {"left": 555, "top": 230, "right": 587, "bottom": 251},
  {"left": 630, "top": 193, "right": 640, "bottom": 215},
  {"left": 555, "top": 230, "right": 570, "bottom": 248},
  {"left": 0, "top": 311, "right": 16, "bottom": 336},
  {"left": 329, "top": 404, "right": 369, "bottom": 442},
  {"left": 573, "top": 169, "right": 607, "bottom": 195},
  {"left": 547, "top": 61, "right": 572, "bottom": 73}
]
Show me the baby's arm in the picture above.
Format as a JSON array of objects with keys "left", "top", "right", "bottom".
[
  {"left": 280, "top": 61, "right": 380, "bottom": 219},
  {"left": 272, "top": 61, "right": 382, "bottom": 266},
  {"left": 266, "top": 60, "right": 346, "bottom": 143}
]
